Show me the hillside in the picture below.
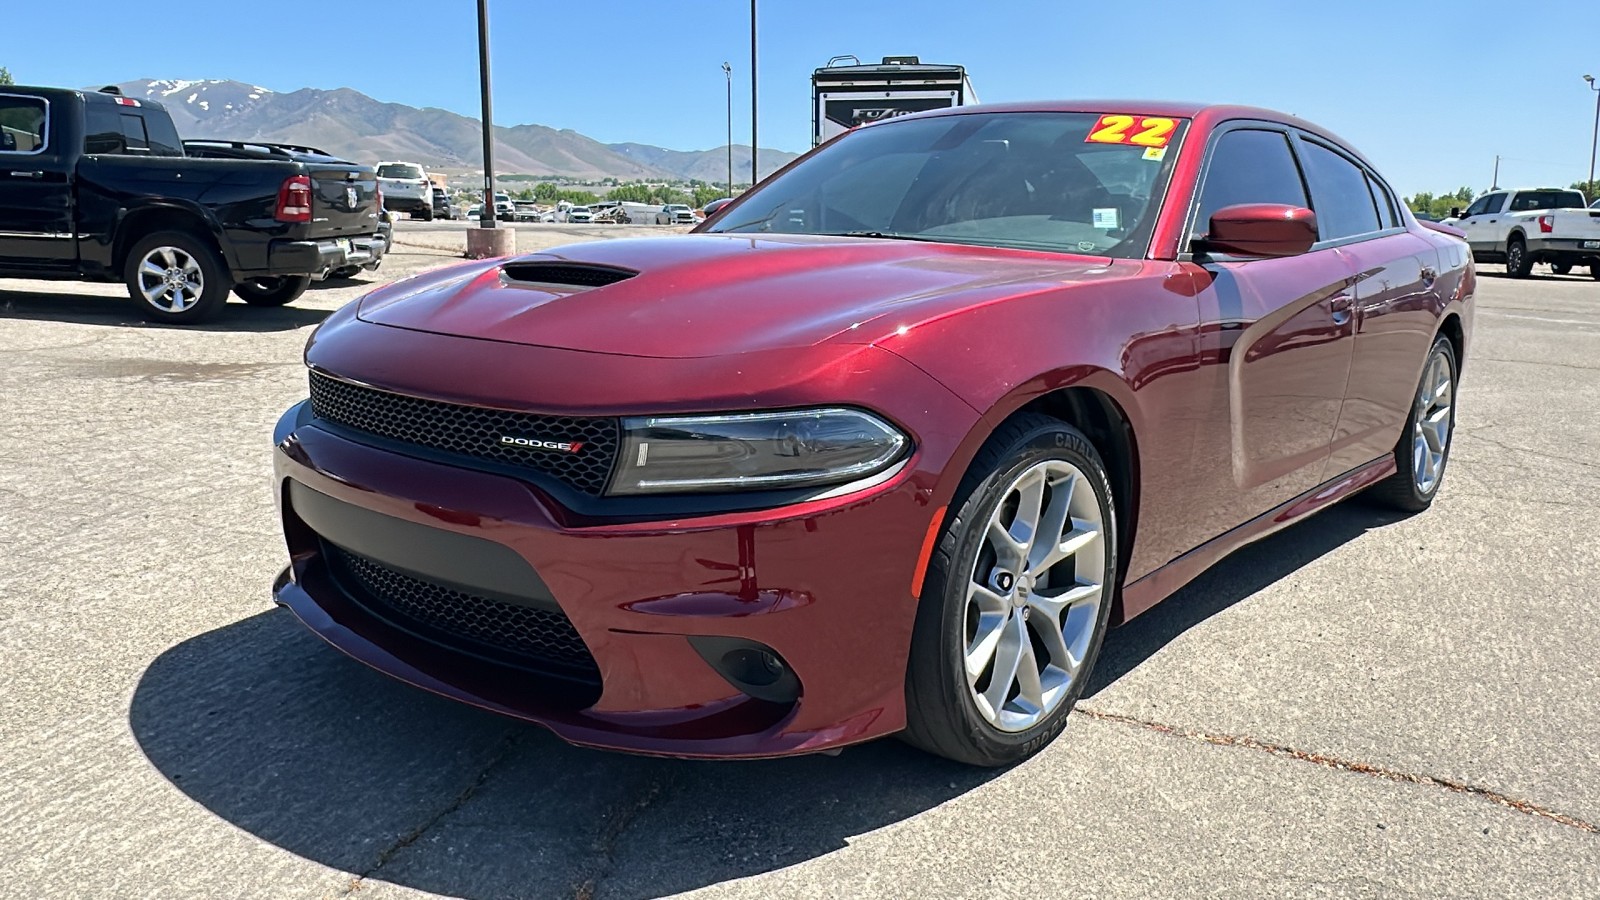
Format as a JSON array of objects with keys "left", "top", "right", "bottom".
[{"left": 117, "top": 79, "right": 799, "bottom": 181}]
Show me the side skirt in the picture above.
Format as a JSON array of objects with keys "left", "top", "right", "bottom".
[{"left": 1115, "top": 455, "right": 1396, "bottom": 624}]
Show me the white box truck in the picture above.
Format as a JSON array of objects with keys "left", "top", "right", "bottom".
[{"left": 811, "top": 56, "right": 977, "bottom": 147}]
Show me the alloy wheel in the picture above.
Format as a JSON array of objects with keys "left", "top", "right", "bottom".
[
  {"left": 1411, "top": 349, "right": 1454, "bottom": 494},
  {"left": 136, "top": 246, "right": 205, "bottom": 313},
  {"left": 964, "top": 459, "right": 1106, "bottom": 732}
]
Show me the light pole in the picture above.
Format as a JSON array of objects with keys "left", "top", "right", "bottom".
[
  {"left": 477, "top": 0, "right": 495, "bottom": 230},
  {"left": 466, "top": 0, "right": 513, "bottom": 257},
  {"left": 723, "top": 62, "right": 733, "bottom": 195},
  {"left": 749, "top": 0, "right": 758, "bottom": 185},
  {"left": 1585, "top": 75, "right": 1599, "bottom": 198}
]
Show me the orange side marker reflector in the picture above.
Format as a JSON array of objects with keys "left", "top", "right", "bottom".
[{"left": 909, "top": 505, "right": 948, "bottom": 598}]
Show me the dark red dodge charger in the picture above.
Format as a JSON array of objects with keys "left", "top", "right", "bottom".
[{"left": 272, "top": 101, "right": 1473, "bottom": 765}]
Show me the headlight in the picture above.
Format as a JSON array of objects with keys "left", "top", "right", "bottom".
[{"left": 608, "top": 408, "right": 908, "bottom": 495}]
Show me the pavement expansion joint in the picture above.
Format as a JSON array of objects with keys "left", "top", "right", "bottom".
[
  {"left": 339, "top": 728, "right": 524, "bottom": 895},
  {"left": 1076, "top": 707, "right": 1599, "bottom": 835},
  {"left": 573, "top": 774, "right": 678, "bottom": 900}
]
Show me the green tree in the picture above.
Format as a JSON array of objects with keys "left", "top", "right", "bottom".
[
  {"left": 0, "top": 67, "right": 12, "bottom": 86},
  {"left": 1404, "top": 186, "right": 1475, "bottom": 219},
  {"left": 1570, "top": 180, "right": 1598, "bottom": 203},
  {"left": 605, "top": 183, "right": 656, "bottom": 204}
]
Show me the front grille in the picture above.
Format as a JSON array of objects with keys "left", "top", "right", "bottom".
[
  {"left": 327, "top": 543, "right": 600, "bottom": 681},
  {"left": 308, "top": 371, "right": 618, "bottom": 495}
]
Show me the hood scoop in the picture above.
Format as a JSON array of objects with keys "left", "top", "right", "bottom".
[{"left": 501, "top": 262, "right": 637, "bottom": 289}]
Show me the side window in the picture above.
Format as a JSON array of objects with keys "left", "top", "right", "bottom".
[
  {"left": 1192, "top": 129, "right": 1308, "bottom": 237},
  {"left": 1366, "top": 173, "right": 1398, "bottom": 229},
  {"left": 0, "top": 94, "right": 48, "bottom": 153},
  {"left": 120, "top": 114, "right": 151, "bottom": 154},
  {"left": 1298, "top": 140, "right": 1380, "bottom": 240},
  {"left": 143, "top": 113, "right": 182, "bottom": 156},
  {"left": 84, "top": 105, "right": 124, "bottom": 154},
  {"left": 1466, "top": 193, "right": 1504, "bottom": 217}
]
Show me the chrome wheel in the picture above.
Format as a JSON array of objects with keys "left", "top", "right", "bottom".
[
  {"left": 1411, "top": 349, "right": 1454, "bottom": 494},
  {"left": 964, "top": 459, "right": 1106, "bottom": 732},
  {"left": 136, "top": 246, "right": 204, "bottom": 313}
]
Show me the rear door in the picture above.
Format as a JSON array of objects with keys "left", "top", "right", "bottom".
[
  {"left": 0, "top": 92, "right": 75, "bottom": 270},
  {"left": 1293, "top": 136, "right": 1438, "bottom": 476},
  {"left": 1182, "top": 125, "right": 1357, "bottom": 532}
]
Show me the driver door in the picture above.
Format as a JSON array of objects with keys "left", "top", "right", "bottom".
[{"left": 1456, "top": 192, "right": 1506, "bottom": 256}]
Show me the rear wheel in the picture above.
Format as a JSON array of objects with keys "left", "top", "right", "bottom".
[
  {"left": 233, "top": 274, "right": 312, "bottom": 307},
  {"left": 1591, "top": 266, "right": 1600, "bottom": 280},
  {"left": 1365, "top": 335, "right": 1457, "bottom": 512},
  {"left": 1506, "top": 237, "right": 1532, "bottom": 278},
  {"left": 417, "top": 207, "right": 433, "bottom": 222},
  {"left": 903, "top": 415, "right": 1116, "bottom": 766},
  {"left": 1551, "top": 262, "right": 1572, "bottom": 276},
  {"left": 124, "top": 231, "right": 231, "bottom": 324}
]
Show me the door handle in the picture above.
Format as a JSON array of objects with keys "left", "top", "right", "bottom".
[{"left": 8, "top": 170, "right": 44, "bottom": 179}]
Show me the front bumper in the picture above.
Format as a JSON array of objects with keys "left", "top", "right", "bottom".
[
  {"left": 266, "top": 235, "right": 385, "bottom": 278},
  {"left": 271, "top": 404, "right": 937, "bottom": 758}
]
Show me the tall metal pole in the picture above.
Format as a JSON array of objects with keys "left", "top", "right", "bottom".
[
  {"left": 723, "top": 62, "right": 733, "bottom": 194},
  {"left": 1492, "top": 155, "right": 1500, "bottom": 190},
  {"left": 1585, "top": 75, "right": 1599, "bottom": 196},
  {"left": 477, "top": 0, "right": 496, "bottom": 229},
  {"left": 749, "top": 0, "right": 758, "bottom": 185}
]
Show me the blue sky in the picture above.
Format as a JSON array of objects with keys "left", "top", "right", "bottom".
[{"left": 7, "top": 0, "right": 1598, "bottom": 196}]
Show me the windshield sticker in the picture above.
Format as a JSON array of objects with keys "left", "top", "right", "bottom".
[
  {"left": 1086, "top": 115, "right": 1177, "bottom": 148},
  {"left": 1092, "top": 208, "right": 1120, "bottom": 230},
  {"left": 1142, "top": 147, "right": 1167, "bottom": 162}
]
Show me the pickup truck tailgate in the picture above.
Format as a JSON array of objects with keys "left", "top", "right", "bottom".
[
  {"left": 309, "top": 164, "right": 380, "bottom": 238},
  {"left": 1552, "top": 208, "right": 1600, "bottom": 241}
]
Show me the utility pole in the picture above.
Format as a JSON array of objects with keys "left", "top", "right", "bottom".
[
  {"left": 723, "top": 62, "right": 733, "bottom": 195},
  {"left": 749, "top": 0, "right": 758, "bottom": 185}
]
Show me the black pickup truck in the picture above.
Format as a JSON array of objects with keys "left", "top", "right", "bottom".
[{"left": 0, "top": 85, "right": 382, "bottom": 323}]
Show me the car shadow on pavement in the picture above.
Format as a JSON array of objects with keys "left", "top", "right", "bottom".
[
  {"left": 129, "top": 610, "right": 998, "bottom": 898},
  {"left": 128, "top": 501, "right": 1406, "bottom": 898},
  {"left": 1085, "top": 501, "right": 1410, "bottom": 698},
  {"left": 0, "top": 290, "right": 333, "bottom": 332}
]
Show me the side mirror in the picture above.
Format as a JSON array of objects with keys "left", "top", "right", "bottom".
[
  {"left": 703, "top": 197, "right": 733, "bottom": 217},
  {"left": 1201, "top": 203, "right": 1317, "bottom": 258},
  {"left": 1448, "top": 207, "right": 1462, "bottom": 220}
]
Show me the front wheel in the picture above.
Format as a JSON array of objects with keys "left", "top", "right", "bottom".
[
  {"left": 903, "top": 414, "right": 1117, "bottom": 766},
  {"left": 1506, "top": 238, "right": 1532, "bottom": 278},
  {"left": 1591, "top": 266, "right": 1600, "bottom": 281},
  {"left": 1365, "top": 335, "right": 1458, "bottom": 512},
  {"left": 232, "top": 274, "right": 312, "bottom": 307},
  {"left": 124, "top": 231, "right": 231, "bottom": 324}
]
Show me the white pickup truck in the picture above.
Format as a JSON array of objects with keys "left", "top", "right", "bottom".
[{"left": 1446, "top": 187, "right": 1600, "bottom": 278}]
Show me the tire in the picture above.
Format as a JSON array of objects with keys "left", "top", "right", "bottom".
[
  {"left": 124, "top": 230, "right": 231, "bottom": 324},
  {"left": 1365, "top": 334, "right": 1458, "bottom": 512},
  {"left": 1551, "top": 263, "right": 1572, "bottom": 276},
  {"left": 1506, "top": 237, "right": 1532, "bottom": 278},
  {"left": 417, "top": 208, "right": 433, "bottom": 222},
  {"left": 903, "top": 414, "right": 1118, "bottom": 766},
  {"left": 1591, "top": 266, "right": 1600, "bottom": 281},
  {"left": 232, "top": 274, "right": 312, "bottom": 307}
]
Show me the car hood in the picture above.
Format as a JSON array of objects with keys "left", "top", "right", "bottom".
[{"left": 357, "top": 234, "right": 1136, "bottom": 359}]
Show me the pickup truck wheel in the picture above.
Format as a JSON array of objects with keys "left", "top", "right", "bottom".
[
  {"left": 417, "top": 208, "right": 433, "bottom": 222},
  {"left": 233, "top": 274, "right": 312, "bottom": 307},
  {"left": 125, "top": 232, "right": 230, "bottom": 324},
  {"left": 1591, "top": 266, "right": 1600, "bottom": 280},
  {"left": 1506, "top": 237, "right": 1532, "bottom": 278},
  {"left": 1551, "top": 263, "right": 1572, "bottom": 276}
]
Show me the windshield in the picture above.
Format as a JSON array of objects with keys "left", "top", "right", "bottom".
[
  {"left": 708, "top": 111, "right": 1186, "bottom": 258},
  {"left": 378, "top": 164, "right": 424, "bottom": 180}
]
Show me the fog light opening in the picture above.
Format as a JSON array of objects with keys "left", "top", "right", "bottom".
[{"left": 688, "top": 636, "right": 801, "bottom": 704}]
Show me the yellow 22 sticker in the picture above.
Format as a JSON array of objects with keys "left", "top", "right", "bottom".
[{"left": 1086, "top": 114, "right": 1177, "bottom": 148}]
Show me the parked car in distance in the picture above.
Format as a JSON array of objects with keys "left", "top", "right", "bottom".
[
  {"left": 0, "top": 85, "right": 382, "bottom": 323},
  {"left": 271, "top": 101, "right": 1473, "bottom": 766},
  {"left": 432, "top": 187, "right": 455, "bottom": 220},
  {"left": 656, "top": 203, "right": 696, "bottom": 225},
  {"left": 492, "top": 192, "right": 515, "bottom": 221},
  {"left": 565, "top": 205, "right": 593, "bottom": 223},
  {"left": 377, "top": 161, "right": 433, "bottom": 221},
  {"left": 512, "top": 200, "right": 543, "bottom": 222},
  {"left": 1447, "top": 187, "right": 1600, "bottom": 278},
  {"left": 466, "top": 204, "right": 484, "bottom": 220}
]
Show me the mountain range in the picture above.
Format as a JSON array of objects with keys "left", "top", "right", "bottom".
[{"left": 116, "top": 79, "right": 799, "bottom": 183}]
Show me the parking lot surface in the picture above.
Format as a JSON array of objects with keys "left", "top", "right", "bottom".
[{"left": 2, "top": 223, "right": 1597, "bottom": 898}]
